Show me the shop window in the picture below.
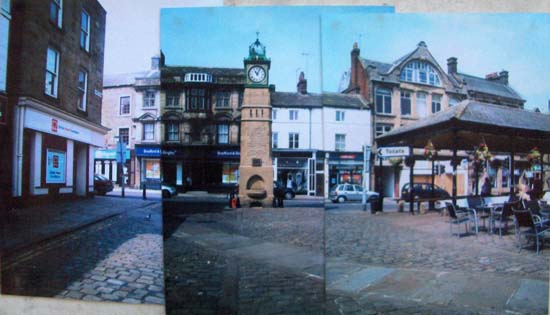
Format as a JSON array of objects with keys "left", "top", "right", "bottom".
[
  {"left": 400, "top": 90, "right": 411, "bottom": 116},
  {"left": 217, "top": 124, "right": 229, "bottom": 144},
  {"left": 375, "top": 123, "right": 392, "bottom": 137},
  {"left": 119, "top": 128, "right": 129, "bottom": 144},
  {"left": 432, "top": 94, "right": 442, "bottom": 113},
  {"left": 119, "top": 96, "right": 130, "bottom": 115},
  {"left": 336, "top": 110, "right": 345, "bottom": 122},
  {"left": 272, "top": 132, "right": 278, "bottom": 149},
  {"left": 144, "top": 159, "right": 160, "bottom": 179},
  {"left": 45, "top": 47, "right": 59, "bottom": 97},
  {"left": 289, "top": 110, "right": 298, "bottom": 120},
  {"left": 77, "top": 69, "right": 87, "bottom": 111},
  {"left": 375, "top": 88, "right": 392, "bottom": 114},
  {"left": 144, "top": 91, "right": 155, "bottom": 107},
  {"left": 166, "top": 91, "right": 180, "bottom": 107},
  {"left": 50, "top": 0, "right": 62, "bottom": 28},
  {"left": 289, "top": 132, "right": 299, "bottom": 149},
  {"left": 222, "top": 163, "right": 239, "bottom": 184},
  {"left": 335, "top": 134, "right": 345, "bottom": 151},
  {"left": 216, "top": 91, "right": 231, "bottom": 108},
  {"left": 143, "top": 123, "right": 154, "bottom": 141},
  {"left": 80, "top": 10, "right": 90, "bottom": 52},
  {"left": 166, "top": 122, "right": 179, "bottom": 141}
]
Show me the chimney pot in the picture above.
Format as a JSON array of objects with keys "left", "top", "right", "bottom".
[
  {"left": 297, "top": 71, "right": 307, "bottom": 94},
  {"left": 447, "top": 57, "right": 457, "bottom": 74}
]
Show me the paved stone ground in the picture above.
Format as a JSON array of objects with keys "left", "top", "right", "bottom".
[{"left": 2, "top": 200, "right": 164, "bottom": 304}]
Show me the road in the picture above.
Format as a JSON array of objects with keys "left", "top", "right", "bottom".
[{"left": 2, "top": 197, "right": 165, "bottom": 304}]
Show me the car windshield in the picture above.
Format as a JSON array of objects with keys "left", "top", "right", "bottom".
[{"left": 95, "top": 174, "right": 108, "bottom": 181}]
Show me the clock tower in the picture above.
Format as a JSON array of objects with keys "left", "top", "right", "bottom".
[{"left": 238, "top": 35, "right": 274, "bottom": 207}]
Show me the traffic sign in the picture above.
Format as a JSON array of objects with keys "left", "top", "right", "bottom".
[
  {"left": 116, "top": 142, "right": 127, "bottom": 163},
  {"left": 377, "top": 146, "right": 410, "bottom": 158}
]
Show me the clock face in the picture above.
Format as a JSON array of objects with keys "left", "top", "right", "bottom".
[{"left": 248, "top": 66, "right": 266, "bottom": 83}]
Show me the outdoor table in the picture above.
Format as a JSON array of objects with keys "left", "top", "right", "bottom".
[
  {"left": 485, "top": 203, "right": 504, "bottom": 234},
  {"left": 474, "top": 205, "right": 492, "bottom": 232}
]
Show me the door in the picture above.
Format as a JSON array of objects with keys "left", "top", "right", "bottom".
[{"left": 308, "top": 158, "right": 316, "bottom": 196}]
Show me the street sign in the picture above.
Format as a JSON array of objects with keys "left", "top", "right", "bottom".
[
  {"left": 377, "top": 146, "right": 410, "bottom": 158},
  {"left": 116, "top": 142, "right": 127, "bottom": 163}
]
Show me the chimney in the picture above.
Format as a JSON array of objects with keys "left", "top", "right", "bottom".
[
  {"left": 151, "top": 55, "right": 160, "bottom": 70},
  {"left": 350, "top": 42, "right": 360, "bottom": 90},
  {"left": 447, "top": 57, "right": 457, "bottom": 74},
  {"left": 498, "top": 70, "right": 509, "bottom": 85},
  {"left": 297, "top": 71, "right": 307, "bottom": 94}
]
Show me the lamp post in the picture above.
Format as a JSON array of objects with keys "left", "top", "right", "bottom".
[
  {"left": 362, "top": 145, "right": 371, "bottom": 211},
  {"left": 424, "top": 139, "right": 437, "bottom": 210},
  {"left": 114, "top": 135, "right": 126, "bottom": 198}
]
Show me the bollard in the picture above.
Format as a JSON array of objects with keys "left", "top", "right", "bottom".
[{"left": 142, "top": 184, "right": 147, "bottom": 200}]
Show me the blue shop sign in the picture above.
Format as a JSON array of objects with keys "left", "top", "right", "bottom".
[
  {"left": 209, "top": 150, "right": 240, "bottom": 159},
  {"left": 136, "top": 146, "right": 161, "bottom": 157},
  {"left": 95, "top": 149, "right": 131, "bottom": 161}
]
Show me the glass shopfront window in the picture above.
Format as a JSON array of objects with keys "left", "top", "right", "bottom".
[{"left": 222, "top": 162, "right": 239, "bottom": 184}]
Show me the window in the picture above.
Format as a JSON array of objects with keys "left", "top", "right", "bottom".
[
  {"left": 375, "top": 123, "right": 392, "bottom": 137},
  {"left": 166, "top": 122, "right": 179, "bottom": 141},
  {"left": 143, "top": 123, "right": 154, "bottom": 141},
  {"left": 45, "top": 47, "right": 59, "bottom": 97},
  {"left": 289, "top": 110, "right": 298, "bottom": 120},
  {"left": 431, "top": 94, "right": 442, "bottom": 113},
  {"left": 166, "top": 91, "right": 180, "bottom": 107},
  {"left": 119, "top": 128, "right": 129, "bottom": 145},
  {"left": 216, "top": 91, "right": 230, "bottom": 108},
  {"left": 335, "top": 134, "right": 346, "bottom": 151},
  {"left": 272, "top": 132, "right": 278, "bottom": 149},
  {"left": 186, "top": 88, "right": 208, "bottom": 111},
  {"left": 400, "top": 90, "right": 411, "bottom": 116},
  {"left": 416, "top": 92, "right": 427, "bottom": 118},
  {"left": 80, "top": 10, "right": 90, "bottom": 51},
  {"left": 272, "top": 109, "right": 277, "bottom": 120},
  {"left": 375, "top": 88, "right": 392, "bottom": 114},
  {"left": 289, "top": 132, "right": 299, "bottom": 149},
  {"left": 77, "top": 69, "right": 87, "bottom": 111},
  {"left": 217, "top": 124, "right": 229, "bottom": 144},
  {"left": 143, "top": 91, "right": 155, "bottom": 107},
  {"left": 184, "top": 73, "right": 212, "bottom": 83},
  {"left": 400, "top": 61, "right": 441, "bottom": 87},
  {"left": 119, "top": 96, "right": 130, "bottom": 115},
  {"left": 49, "top": 0, "right": 62, "bottom": 28},
  {"left": 336, "top": 110, "right": 345, "bottom": 121}
]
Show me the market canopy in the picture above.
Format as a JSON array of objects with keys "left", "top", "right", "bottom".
[{"left": 377, "top": 100, "right": 550, "bottom": 153}]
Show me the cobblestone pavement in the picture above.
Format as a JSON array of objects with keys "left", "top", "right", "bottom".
[
  {"left": 2, "top": 201, "right": 164, "bottom": 304},
  {"left": 326, "top": 211, "right": 549, "bottom": 280}
]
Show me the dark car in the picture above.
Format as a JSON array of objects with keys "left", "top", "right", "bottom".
[
  {"left": 401, "top": 183, "right": 450, "bottom": 200},
  {"left": 94, "top": 174, "right": 113, "bottom": 195},
  {"left": 274, "top": 181, "right": 296, "bottom": 200}
]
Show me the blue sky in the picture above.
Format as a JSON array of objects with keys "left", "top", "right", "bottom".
[
  {"left": 322, "top": 13, "right": 550, "bottom": 111},
  {"left": 160, "top": 6, "right": 393, "bottom": 94}
]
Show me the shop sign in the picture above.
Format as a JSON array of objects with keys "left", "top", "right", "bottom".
[
  {"left": 210, "top": 150, "right": 240, "bottom": 159},
  {"left": 94, "top": 149, "right": 130, "bottom": 160},
  {"left": 329, "top": 152, "right": 363, "bottom": 161},
  {"left": 377, "top": 146, "right": 411, "bottom": 158},
  {"left": 135, "top": 146, "right": 161, "bottom": 157},
  {"left": 46, "top": 149, "right": 66, "bottom": 184}
]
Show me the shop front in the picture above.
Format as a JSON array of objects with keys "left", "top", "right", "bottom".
[
  {"left": 328, "top": 152, "right": 364, "bottom": 191},
  {"left": 135, "top": 145, "right": 162, "bottom": 189},
  {"left": 273, "top": 150, "right": 318, "bottom": 196},
  {"left": 12, "top": 100, "right": 107, "bottom": 204},
  {"left": 94, "top": 149, "right": 132, "bottom": 185}
]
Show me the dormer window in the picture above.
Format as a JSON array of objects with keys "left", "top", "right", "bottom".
[
  {"left": 400, "top": 61, "right": 441, "bottom": 87},
  {"left": 184, "top": 73, "right": 212, "bottom": 83}
]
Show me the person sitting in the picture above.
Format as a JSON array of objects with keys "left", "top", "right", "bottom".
[{"left": 480, "top": 177, "right": 492, "bottom": 196}]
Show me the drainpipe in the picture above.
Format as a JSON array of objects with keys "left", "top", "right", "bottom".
[{"left": 12, "top": 103, "right": 25, "bottom": 197}]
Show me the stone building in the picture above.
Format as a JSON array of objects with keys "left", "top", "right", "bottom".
[
  {"left": 0, "top": 0, "right": 11, "bottom": 210},
  {"left": 344, "top": 41, "right": 525, "bottom": 198},
  {"left": 99, "top": 56, "right": 161, "bottom": 189},
  {"left": 7, "top": 0, "right": 107, "bottom": 206}
]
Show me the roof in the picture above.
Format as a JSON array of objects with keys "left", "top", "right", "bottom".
[
  {"left": 453, "top": 72, "right": 524, "bottom": 102},
  {"left": 103, "top": 71, "right": 148, "bottom": 87},
  {"left": 377, "top": 100, "right": 550, "bottom": 152},
  {"left": 162, "top": 66, "right": 245, "bottom": 85},
  {"left": 271, "top": 92, "right": 367, "bottom": 109}
]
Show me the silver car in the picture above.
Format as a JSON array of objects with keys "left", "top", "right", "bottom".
[{"left": 329, "top": 184, "right": 379, "bottom": 203}]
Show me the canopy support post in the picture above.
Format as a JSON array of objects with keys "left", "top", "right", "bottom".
[
  {"left": 510, "top": 139, "right": 515, "bottom": 197},
  {"left": 452, "top": 131, "right": 458, "bottom": 206}
]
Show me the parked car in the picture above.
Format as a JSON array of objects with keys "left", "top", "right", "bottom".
[
  {"left": 401, "top": 183, "right": 451, "bottom": 200},
  {"left": 329, "top": 184, "right": 379, "bottom": 203},
  {"left": 162, "top": 183, "right": 178, "bottom": 198},
  {"left": 274, "top": 181, "right": 296, "bottom": 200},
  {"left": 94, "top": 174, "right": 113, "bottom": 195}
]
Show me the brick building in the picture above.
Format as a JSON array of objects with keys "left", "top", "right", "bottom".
[
  {"left": 344, "top": 41, "right": 526, "bottom": 198},
  {"left": 7, "top": 0, "right": 107, "bottom": 206}
]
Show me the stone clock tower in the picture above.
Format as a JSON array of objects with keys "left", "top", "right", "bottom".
[{"left": 238, "top": 35, "right": 274, "bottom": 207}]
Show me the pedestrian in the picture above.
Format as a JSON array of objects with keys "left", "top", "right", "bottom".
[{"left": 480, "top": 177, "right": 491, "bottom": 196}]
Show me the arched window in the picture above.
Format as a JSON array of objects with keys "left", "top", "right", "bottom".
[{"left": 400, "top": 61, "right": 441, "bottom": 87}]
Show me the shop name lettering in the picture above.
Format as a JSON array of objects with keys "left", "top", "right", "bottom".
[
  {"left": 51, "top": 119, "right": 80, "bottom": 135},
  {"left": 216, "top": 151, "right": 239, "bottom": 157}
]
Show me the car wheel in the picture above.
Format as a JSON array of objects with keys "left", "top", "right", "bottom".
[
  {"left": 285, "top": 192, "right": 294, "bottom": 200},
  {"left": 337, "top": 196, "right": 346, "bottom": 203},
  {"left": 162, "top": 190, "right": 171, "bottom": 198}
]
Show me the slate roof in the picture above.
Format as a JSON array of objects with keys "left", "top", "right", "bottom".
[
  {"left": 271, "top": 92, "right": 367, "bottom": 109},
  {"left": 103, "top": 71, "right": 148, "bottom": 87},
  {"left": 162, "top": 66, "right": 245, "bottom": 85},
  {"left": 453, "top": 72, "right": 524, "bottom": 101}
]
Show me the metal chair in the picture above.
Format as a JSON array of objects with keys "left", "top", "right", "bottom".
[
  {"left": 467, "top": 195, "right": 490, "bottom": 231},
  {"left": 491, "top": 201, "right": 516, "bottom": 238},
  {"left": 523, "top": 199, "right": 550, "bottom": 227},
  {"left": 512, "top": 209, "right": 549, "bottom": 255},
  {"left": 446, "top": 202, "right": 476, "bottom": 238}
]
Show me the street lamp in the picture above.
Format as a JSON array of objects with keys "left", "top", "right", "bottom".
[{"left": 114, "top": 135, "right": 126, "bottom": 198}]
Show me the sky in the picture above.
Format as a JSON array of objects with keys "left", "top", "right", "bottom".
[
  {"left": 322, "top": 13, "right": 550, "bottom": 111},
  {"left": 160, "top": 6, "right": 392, "bottom": 94}
]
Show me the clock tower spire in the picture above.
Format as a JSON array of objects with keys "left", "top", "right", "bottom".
[{"left": 238, "top": 35, "right": 274, "bottom": 207}]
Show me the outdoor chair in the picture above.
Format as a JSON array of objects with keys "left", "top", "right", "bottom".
[
  {"left": 467, "top": 195, "right": 490, "bottom": 231},
  {"left": 446, "top": 202, "right": 477, "bottom": 238},
  {"left": 491, "top": 201, "right": 517, "bottom": 238},
  {"left": 512, "top": 209, "right": 549, "bottom": 255},
  {"left": 523, "top": 199, "right": 550, "bottom": 227}
]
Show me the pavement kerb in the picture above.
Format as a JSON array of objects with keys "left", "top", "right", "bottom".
[{"left": 2, "top": 201, "right": 157, "bottom": 257}]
